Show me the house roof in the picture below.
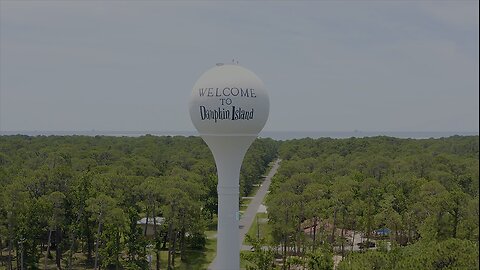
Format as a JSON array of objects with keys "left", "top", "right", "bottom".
[
  {"left": 137, "top": 217, "right": 165, "bottom": 225},
  {"left": 375, "top": 228, "right": 391, "bottom": 235}
]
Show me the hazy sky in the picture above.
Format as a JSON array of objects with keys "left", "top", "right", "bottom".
[{"left": 1, "top": 1, "right": 478, "bottom": 132}]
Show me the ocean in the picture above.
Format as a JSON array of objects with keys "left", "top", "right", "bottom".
[{"left": 0, "top": 130, "right": 478, "bottom": 140}]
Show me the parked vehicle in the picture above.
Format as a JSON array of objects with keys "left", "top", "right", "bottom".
[{"left": 357, "top": 241, "right": 375, "bottom": 249}]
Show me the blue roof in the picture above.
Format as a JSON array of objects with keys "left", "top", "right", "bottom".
[{"left": 375, "top": 228, "right": 391, "bottom": 235}]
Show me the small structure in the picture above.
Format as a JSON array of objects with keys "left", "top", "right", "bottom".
[
  {"left": 137, "top": 217, "right": 164, "bottom": 238},
  {"left": 374, "top": 228, "right": 391, "bottom": 236},
  {"left": 257, "top": 204, "right": 267, "bottom": 213}
]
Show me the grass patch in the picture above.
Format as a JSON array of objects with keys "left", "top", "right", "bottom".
[
  {"left": 247, "top": 184, "right": 261, "bottom": 197},
  {"left": 28, "top": 231, "right": 217, "bottom": 270},
  {"left": 244, "top": 212, "right": 270, "bottom": 245},
  {"left": 240, "top": 198, "right": 252, "bottom": 212},
  {"left": 146, "top": 230, "right": 216, "bottom": 270}
]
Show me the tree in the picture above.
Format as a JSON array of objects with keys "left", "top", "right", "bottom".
[
  {"left": 357, "top": 178, "right": 381, "bottom": 245},
  {"left": 138, "top": 177, "right": 164, "bottom": 270},
  {"left": 40, "top": 191, "right": 66, "bottom": 270},
  {"left": 86, "top": 193, "right": 117, "bottom": 269},
  {"left": 329, "top": 176, "right": 354, "bottom": 257},
  {"left": 374, "top": 194, "right": 402, "bottom": 244},
  {"left": 241, "top": 235, "right": 275, "bottom": 270},
  {"left": 1, "top": 182, "right": 29, "bottom": 270},
  {"left": 267, "top": 190, "right": 301, "bottom": 269},
  {"left": 99, "top": 207, "right": 127, "bottom": 270},
  {"left": 306, "top": 245, "right": 334, "bottom": 270},
  {"left": 124, "top": 206, "right": 148, "bottom": 269},
  {"left": 303, "top": 182, "right": 329, "bottom": 251}
]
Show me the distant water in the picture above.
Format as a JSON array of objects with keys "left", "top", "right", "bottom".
[{"left": 1, "top": 130, "right": 478, "bottom": 140}]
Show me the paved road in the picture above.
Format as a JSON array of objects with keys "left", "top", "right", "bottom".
[
  {"left": 209, "top": 159, "right": 281, "bottom": 269},
  {"left": 239, "top": 158, "right": 280, "bottom": 246}
]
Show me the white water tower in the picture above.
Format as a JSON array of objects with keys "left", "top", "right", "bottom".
[{"left": 189, "top": 64, "right": 269, "bottom": 270}]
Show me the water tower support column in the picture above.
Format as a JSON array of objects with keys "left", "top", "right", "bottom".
[{"left": 202, "top": 135, "right": 256, "bottom": 270}]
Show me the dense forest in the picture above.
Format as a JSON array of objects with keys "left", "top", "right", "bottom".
[
  {"left": 255, "top": 136, "right": 478, "bottom": 270},
  {"left": 1, "top": 135, "right": 478, "bottom": 270},
  {"left": 0, "top": 135, "right": 278, "bottom": 269}
]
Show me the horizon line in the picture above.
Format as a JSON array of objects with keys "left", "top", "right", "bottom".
[{"left": 1, "top": 130, "right": 479, "bottom": 133}]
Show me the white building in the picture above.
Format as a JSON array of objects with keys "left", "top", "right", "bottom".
[{"left": 137, "top": 217, "right": 165, "bottom": 238}]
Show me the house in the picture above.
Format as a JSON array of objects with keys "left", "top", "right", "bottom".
[{"left": 137, "top": 217, "right": 165, "bottom": 238}]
